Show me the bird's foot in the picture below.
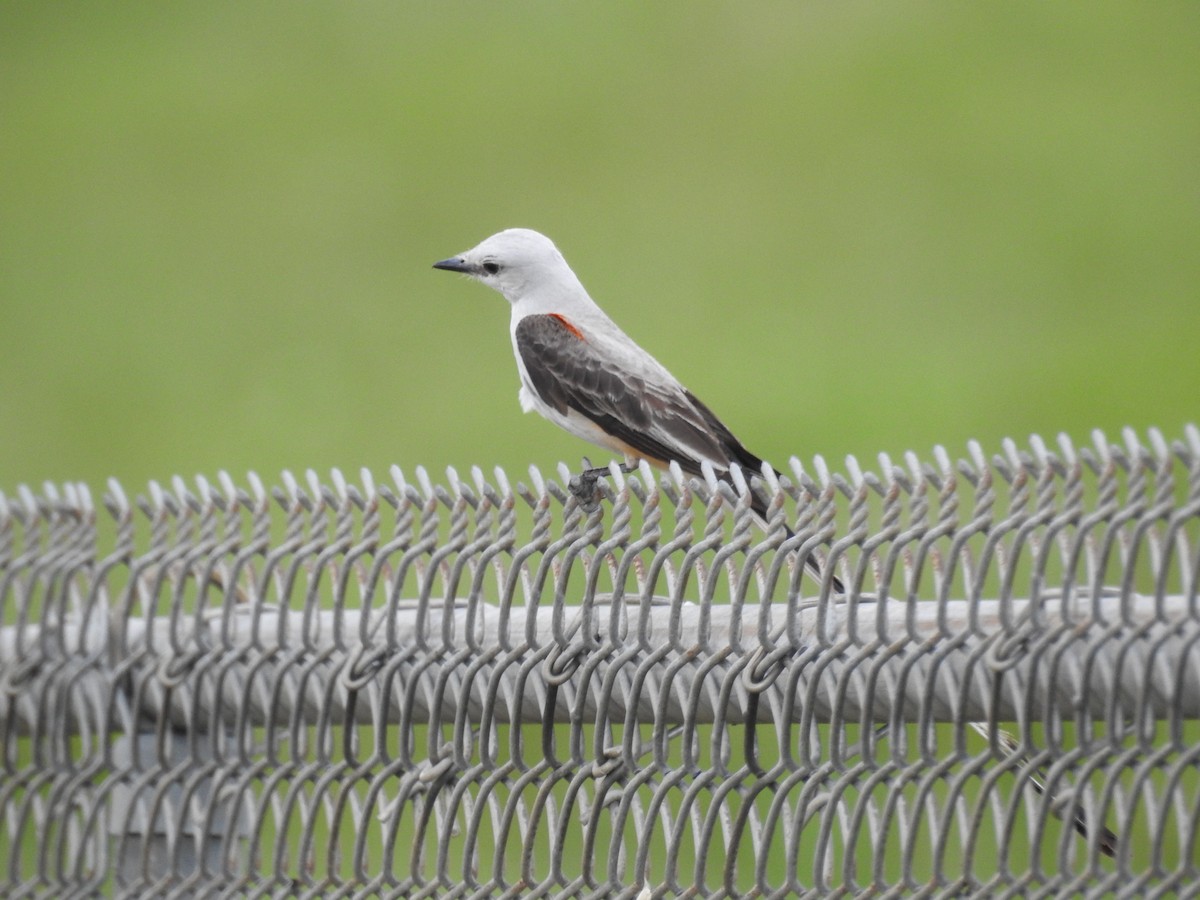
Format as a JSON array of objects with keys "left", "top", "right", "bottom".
[
  {"left": 567, "top": 459, "right": 634, "bottom": 512},
  {"left": 568, "top": 470, "right": 603, "bottom": 511}
]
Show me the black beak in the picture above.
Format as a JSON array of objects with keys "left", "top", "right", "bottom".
[{"left": 432, "top": 256, "right": 471, "bottom": 273}]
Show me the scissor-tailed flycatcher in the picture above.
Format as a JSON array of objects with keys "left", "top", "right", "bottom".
[
  {"left": 430, "top": 230, "right": 1120, "bottom": 855},
  {"left": 433, "top": 228, "right": 839, "bottom": 588}
]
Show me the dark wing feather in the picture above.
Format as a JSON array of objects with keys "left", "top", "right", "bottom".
[
  {"left": 515, "top": 315, "right": 763, "bottom": 477},
  {"left": 680, "top": 389, "right": 772, "bottom": 475},
  {"left": 515, "top": 314, "right": 840, "bottom": 589}
]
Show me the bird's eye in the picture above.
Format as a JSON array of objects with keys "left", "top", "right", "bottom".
[{"left": 482, "top": 261, "right": 501, "bottom": 275}]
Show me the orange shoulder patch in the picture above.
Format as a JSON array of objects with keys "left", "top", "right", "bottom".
[{"left": 548, "top": 313, "right": 585, "bottom": 341}]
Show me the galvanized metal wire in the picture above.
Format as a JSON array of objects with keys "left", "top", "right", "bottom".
[{"left": 2, "top": 427, "right": 1200, "bottom": 898}]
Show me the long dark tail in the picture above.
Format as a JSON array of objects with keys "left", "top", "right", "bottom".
[{"left": 747, "top": 486, "right": 844, "bottom": 593}]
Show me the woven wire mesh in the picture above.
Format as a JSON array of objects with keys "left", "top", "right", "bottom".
[{"left": 2, "top": 427, "right": 1200, "bottom": 898}]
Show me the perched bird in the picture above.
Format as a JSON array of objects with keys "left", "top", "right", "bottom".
[
  {"left": 433, "top": 228, "right": 839, "bottom": 588},
  {"left": 432, "top": 229, "right": 1125, "bottom": 858}
]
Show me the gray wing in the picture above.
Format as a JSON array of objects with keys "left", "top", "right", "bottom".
[{"left": 514, "top": 314, "right": 765, "bottom": 477}]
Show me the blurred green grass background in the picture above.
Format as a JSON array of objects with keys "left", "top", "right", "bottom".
[{"left": 2, "top": 3, "right": 1197, "bottom": 492}]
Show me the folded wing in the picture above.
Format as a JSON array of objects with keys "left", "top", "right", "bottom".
[{"left": 514, "top": 314, "right": 767, "bottom": 478}]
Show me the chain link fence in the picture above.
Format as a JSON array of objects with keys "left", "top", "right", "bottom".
[{"left": 2, "top": 427, "right": 1199, "bottom": 898}]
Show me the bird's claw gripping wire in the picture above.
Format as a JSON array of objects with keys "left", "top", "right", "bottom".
[{"left": 568, "top": 459, "right": 634, "bottom": 512}]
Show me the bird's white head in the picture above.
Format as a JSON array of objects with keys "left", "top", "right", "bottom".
[{"left": 433, "top": 228, "right": 580, "bottom": 305}]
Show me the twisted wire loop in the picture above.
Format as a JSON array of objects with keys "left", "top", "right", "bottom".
[{"left": 2, "top": 427, "right": 1199, "bottom": 898}]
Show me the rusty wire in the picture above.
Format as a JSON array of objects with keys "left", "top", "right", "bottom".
[{"left": 2, "top": 427, "right": 1200, "bottom": 898}]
